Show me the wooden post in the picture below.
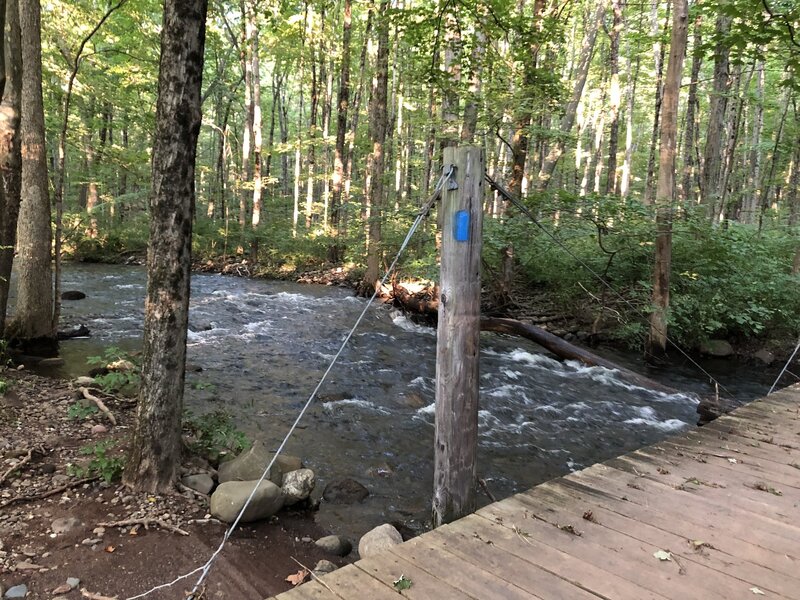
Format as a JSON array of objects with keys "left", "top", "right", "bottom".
[{"left": 433, "top": 145, "right": 484, "bottom": 527}]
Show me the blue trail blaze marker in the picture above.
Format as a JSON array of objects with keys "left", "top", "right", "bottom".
[{"left": 454, "top": 210, "right": 470, "bottom": 241}]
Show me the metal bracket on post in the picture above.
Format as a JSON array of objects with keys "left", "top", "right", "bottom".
[{"left": 446, "top": 164, "right": 459, "bottom": 190}]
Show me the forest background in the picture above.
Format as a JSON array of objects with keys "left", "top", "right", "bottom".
[{"left": 2, "top": 0, "right": 800, "bottom": 354}]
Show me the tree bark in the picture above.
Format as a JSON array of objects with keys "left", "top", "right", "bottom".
[
  {"left": 361, "top": 0, "right": 390, "bottom": 293},
  {"left": 124, "top": 0, "right": 207, "bottom": 492},
  {"left": 328, "top": 0, "right": 351, "bottom": 263},
  {"left": 0, "top": 0, "right": 21, "bottom": 337},
  {"left": 7, "top": 0, "right": 54, "bottom": 344},
  {"left": 647, "top": 0, "right": 687, "bottom": 358},
  {"left": 700, "top": 14, "right": 731, "bottom": 221},
  {"left": 239, "top": 1, "right": 254, "bottom": 229},
  {"left": 643, "top": 1, "right": 669, "bottom": 205},
  {"left": 249, "top": 4, "right": 262, "bottom": 240},
  {"left": 605, "top": 0, "right": 624, "bottom": 196},
  {"left": 679, "top": 13, "right": 701, "bottom": 206}
]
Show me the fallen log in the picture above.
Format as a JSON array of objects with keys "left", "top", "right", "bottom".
[{"left": 479, "top": 317, "right": 680, "bottom": 395}]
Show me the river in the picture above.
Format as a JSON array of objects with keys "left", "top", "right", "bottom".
[{"left": 13, "top": 264, "right": 779, "bottom": 542}]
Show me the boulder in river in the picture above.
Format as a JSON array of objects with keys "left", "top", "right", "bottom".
[
  {"left": 700, "top": 339, "right": 734, "bottom": 357},
  {"left": 210, "top": 480, "right": 284, "bottom": 523},
  {"left": 753, "top": 348, "right": 775, "bottom": 365},
  {"left": 315, "top": 535, "right": 352, "bottom": 557},
  {"left": 281, "top": 468, "right": 315, "bottom": 505},
  {"left": 61, "top": 290, "right": 86, "bottom": 300},
  {"left": 322, "top": 478, "right": 369, "bottom": 504},
  {"left": 357, "top": 524, "right": 402, "bottom": 558},
  {"left": 218, "top": 440, "right": 302, "bottom": 486}
]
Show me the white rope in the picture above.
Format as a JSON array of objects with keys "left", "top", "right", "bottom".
[
  {"left": 126, "top": 166, "right": 452, "bottom": 600},
  {"left": 768, "top": 336, "right": 800, "bottom": 395}
]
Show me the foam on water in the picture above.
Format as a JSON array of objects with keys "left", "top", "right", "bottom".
[
  {"left": 322, "top": 399, "right": 390, "bottom": 415},
  {"left": 624, "top": 406, "right": 687, "bottom": 431},
  {"left": 392, "top": 314, "right": 436, "bottom": 336}
]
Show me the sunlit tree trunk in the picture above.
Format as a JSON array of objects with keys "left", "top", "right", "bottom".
[
  {"left": 647, "top": 0, "right": 687, "bottom": 358},
  {"left": 680, "top": 13, "right": 701, "bottom": 206},
  {"left": 741, "top": 59, "right": 764, "bottom": 224},
  {"left": 0, "top": 0, "right": 21, "bottom": 337},
  {"left": 7, "top": 0, "right": 54, "bottom": 345},
  {"left": 250, "top": 5, "right": 262, "bottom": 244},
  {"left": 536, "top": 2, "right": 604, "bottom": 192},
  {"left": 239, "top": 2, "right": 254, "bottom": 229},
  {"left": 125, "top": 0, "right": 208, "bottom": 492}
]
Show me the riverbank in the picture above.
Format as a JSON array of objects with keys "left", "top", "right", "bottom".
[{"left": 0, "top": 369, "right": 351, "bottom": 599}]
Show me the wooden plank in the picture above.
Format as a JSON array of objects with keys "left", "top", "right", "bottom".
[
  {"left": 420, "top": 524, "right": 601, "bottom": 600},
  {"left": 297, "top": 562, "right": 401, "bottom": 599},
  {"left": 388, "top": 534, "right": 542, "bottom": 600},
  {"left": 433, "top": 145, "right": 484, "bottom": 526},
  {"left": 484, "top": 493, "right": 767, "bottom": 600},
  {"left": 629, "top": 443, "right": 800, "bottom": 490},
  {"left": 605, "top": 454, "right": 800, "bottom": 522},
  {"left": 564, "top": 466, "right": 800, "bottom": 554},
  {"left": 457, "top": 513, "right": 670, "bottom": 600},
  {"left": 540, "top": 478, "right": 800, "bottom": 579},
  {"left": 355, "top": 547, "right": 476, "bottom": 600},
  {"left": 648, "top": 440, "right": 800, "bottom": 481},
  {"left": 271, "top": 581, "right": 342, "bottom": 600},
  {"left": 516, "top": 483, "right": 800, "bottom": 598},
  {"left": 674, "top": 428, "right": 800, "bottom": 468}
]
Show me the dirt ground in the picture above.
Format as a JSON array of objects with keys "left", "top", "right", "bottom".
[{"left": 0, "top": 369, "right": 350, "bottom": 599}]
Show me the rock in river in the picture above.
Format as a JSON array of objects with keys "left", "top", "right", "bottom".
[
  {"left": 358, "top": 524, "right": 402, "bottom": 558},
  {"left": 218, "top": 440, "right": 302, "bottom": 486},
  {"left": 210, "top": 480, "right": 284, "bottom": 523},
  {"left": 322, "top": 478, "right": 369, "bottom": 504},
  {"left": 281, "top": 468, "right": 315, "bottom": 505}
]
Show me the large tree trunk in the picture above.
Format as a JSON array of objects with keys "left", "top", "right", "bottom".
[
  {"left": 249, "top": 4, "right": 262, "bottom": 240},
  {"left": 0, "top": 0, "right": 21, "bottom": 337},
  {"left": 361, "top": 0, "right": 390, "bottom": 293},
  {"left": 7, "top": 0, "right": 54, "bottom": 345},
  {"left": 647, "top": 0, "right": 688, "bottom": 357},
  {"left": 239, "top": 2, "right": 254, "bottom": 229},
  {"left": 535, "top": 2, "right": 604, "bottom": 192},
  {"left": 124, "top": 0, "right": 207, "bottom": 492},
  {"left": 700, "top": 14, "right": 731, "bottom": 222}
]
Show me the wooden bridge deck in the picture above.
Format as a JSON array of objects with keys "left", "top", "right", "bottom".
[{"left": 272, "top": 385, "right": 800, "bottom": 600}]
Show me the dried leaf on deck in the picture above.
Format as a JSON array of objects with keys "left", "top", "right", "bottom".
[
  {"left": 653, "top": 550, "right": 672, "bottom": 561},
  {"left": 286, "top": 569, "right": 309, "bottom": 586}
]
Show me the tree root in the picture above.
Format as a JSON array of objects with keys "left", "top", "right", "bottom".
[
  {"left": 0, "top": 475, "right": 101, "bottom": 507},
  {"left": 79, "top": 386, "right": 117, "bottom": 425},
  {"left": 99, "top": 517, "right": 190, "bottom": 536},
  {"left": 0, "top": 447, "right": 39, "bottom": 486}
]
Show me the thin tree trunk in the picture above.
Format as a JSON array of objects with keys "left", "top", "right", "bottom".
[
  {"left": 250, "top": 6, "right": 262, "bottom": 242},
  {"left": 124, "top": 0, "right": 208, "bottom": 492},
  {"left": 700, "top": 14, "right": 732, "bottom": 221},
  {"left": 0, "top": 0, "right": 21, "bottom": 337},
  {"left": 328, "top": 0, "right": 351, "bottom": 263},
  {"left": 620, "top": 53, "right": 639, "bottom": 198},
  {"left": 643, "top": 1, "right": 670, "bottom": 205},
  {"left": 605, "top": 0, "right": 624, "bottom": 195},
  {"left": 742, "top": 59, "right": 764, "bottom": 224},
  {"left": 680, "top": 13, "right": 701, "bottom": 206},
  {"left": 536, "top": 2, "right": 605, "bottom": 192},
  {"left": 362, "top": 0, "right": 390, "bottom": 293},
  {"left": 8, "top": 0, "right": 54, "bottom": 344},
  {"left": 647, "top": 0, "right": 688, "bottom": 357},
  {"left": 305, "top": 12, "right": 319, "bottom": 230},
  {"left": 757, "top": 91, "right": 790, "bottom": 232},
  {"left": 460, "top": 25, "right": 484, "bottom": 143},
  {"left": 240, "top": 1, "right": 254, "bottom": 229}
]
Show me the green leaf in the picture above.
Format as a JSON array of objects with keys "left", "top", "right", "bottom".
[{"left": 393, "top": 574, "right": 412, "bottom": 591}]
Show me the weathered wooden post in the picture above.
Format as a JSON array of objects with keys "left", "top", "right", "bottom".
[{"left": 433, "top": 145, "right": 484, "bottom": 527}]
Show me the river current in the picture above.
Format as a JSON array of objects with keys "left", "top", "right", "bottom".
[{"left": 16, "top": 264, "right": 776, "bottom": 541}]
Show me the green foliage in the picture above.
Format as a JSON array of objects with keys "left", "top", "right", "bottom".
[
  {"left": 68, "top": 440, "right": 124, "bottom": 483},
  {"left": 184, "top": 409, "right": 251, "bottom": 460},
  {"left": 87, "top": 347, "right": 141, "bottom": 395},
  {"left": 0, "top": 379, "right": 7, "bottom": 396},
  {"left": 487, "top": 193, "right": 800, "bottom": 350},
  {"left": 67, "top": 401, "right": 99, "bottom": 420}
]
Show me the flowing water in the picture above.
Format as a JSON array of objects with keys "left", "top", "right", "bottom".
[{"left": 13, "top": 264, "right": 778, "bottom": 541}]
